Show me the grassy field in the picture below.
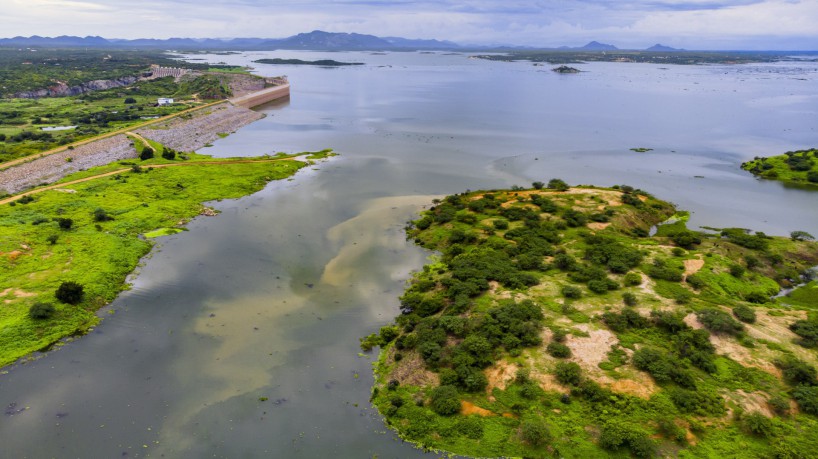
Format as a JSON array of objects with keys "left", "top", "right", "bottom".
[
  {"left": 366, "top": 183, "right": 818, "bottom": 458},
  {"left": 742, "top": 148, "right": 818, "bottom": 187},
  {"left": 0, "top": 148, "right": 332, "bottom": 367}
]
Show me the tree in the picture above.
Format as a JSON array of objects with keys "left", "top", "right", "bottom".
[
  {"left": 547, "top": 178, "right": 569, "bottom": 191},
  {"left": 732, "top": 305, "right": 756, "bottom": 324},
  {"left": 29, "top": 302, "right": 56, "bottom": 319},
  {"left": 532, "top": 181, "right": 545, "bottom": 190},
  {"left": 93, "top": 208, "right": 113, "bottom": 222},
  {"left": 520, "top": 419, "right": 551, "bottom": 446},
  {"left": 57, "top": 217, "right": 73, "bottom": 230},
  {"left": 430, "top": 385, "right": 461, "bottom": 415},
  {"left": 124, "top": 97, "right": 137, "bottom": 104},
  {"left": 791, "top": 230, "right": 815, "bottom": 242},
  {"left": 140, "top": 146, "right": 154, "bottom": 160},
  {"left": 55, "top": 281, "right": 84, "bottom": 305},
  {"left": 696, "top": 308, "right": 744, "bottom": 335},
  {"left": 554, "top": 362, "right": 581, "bottom": 385}
]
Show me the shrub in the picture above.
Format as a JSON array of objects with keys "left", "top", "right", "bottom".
[
  {"left": 546, "top": 342, "right": 571, "bottom": 358},
  {"left": 775, "top": 357, "right": 817, "bottom": 386},
  {"left": 623, "top": 272, "right": 642, "bottom": 286},
  {"left": 547, "top": 178, "right": 569, "bottom": 191},
  {"left": 93, "top": 208, "right": 114, "bottom": 222},
  {"left": 46, "top": 234, "right": 58, "bottom": 245},
  {"left": 140, "top": 146, "right": 154, "bottom": 160},
  {"left": 599, "top": 422, "right": 655, "bottom": 458},
  {"left": 57, "top": 218, "right": 73, "bottom": 230},
  {"left": 686, "top": 274, "right": 705, "bottom": 289},
  {"left": 622, "top": 292, "right": 637, "bottom": 306},
  {"left": 430, "top": 385, "right": 461, "bottom": 416},
  {"left": 793, "top": 385, "right": 818, "bottom": 415},
  {"left": 162, "top": 148, "right": 176, "bottom": 160},
  {"left": 696, "top": 308, "right": 744, "bottom": 335},
  {"left": 561, "top": 285, "right": 582, "bottom": 299},
  {"left": 55, "top": 281, "right": 84, "bottom": 304},
  {"left": 554, "top": 362, "right": 581, "bottom": 386},
  {"left": 28, "top": 302, "right": 56, "bottom": 320},
  {"left": 520, "top": 419, "right": 551, "bottom": 446},
  {"left": 742, "top": 412, "right": 773, "bottom": 437},
  {"left": 789, "top": 320, "right": 818, "bottom": 348},
  {"left": 672, "top": 230, "right": 703, "bottom": 248},
  {"left": 729, "top": 264, "right": 746, "bottom": 278},
  {"left": 732, "top": 305, "right": 757, "bottom": 324},
  {"left": 456, "top": 417, "right": 484, "bottom": 439},
  {"left": 493, "top": 219, "right": 509, "bottom": 230},
  {"left": 124, "top": 97, "right": 137, "bottom": 104}
]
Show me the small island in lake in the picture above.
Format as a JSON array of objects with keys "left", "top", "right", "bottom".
[
  {"left": 742, "top": 148, "right": 818, "bottom": 187},
  {"left": 552, "top": 65, "right": 580, "bottom": 73},
  {"left": 253, "top": 58, "right": 364, "bottom": 66},
  {"left": 364, "top": 181, "right": 818, "bottom": 458}
]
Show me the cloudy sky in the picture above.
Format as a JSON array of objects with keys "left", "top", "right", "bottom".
[{"left": 3, "top": 0, "right": 817, "bottom": 50}]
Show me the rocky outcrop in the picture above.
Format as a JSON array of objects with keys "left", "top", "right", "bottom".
[{"left": 11, "top": 76, "right": 138, "bottom": 99}]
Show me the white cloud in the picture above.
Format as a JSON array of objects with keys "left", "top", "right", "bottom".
[{"left": 0, "top": 0, "right": 816, "bottom": 49}]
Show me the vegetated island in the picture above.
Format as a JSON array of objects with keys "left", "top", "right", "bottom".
[
  {"left": 631, "top": 147, "right": 653, "bottom": 153},
  {"left": 742, "top": 148, "right": 818, "bottom": 187},
  {"left": 364, "top": 180, "right": 818, "bottom": 458},
  {"left": 0, "top": 146, "right": 336, "bottom": 367},
  {"left": 552, "top": 66, "right": 580, "bottom": 74},
  {"left": 252, "top": 58, "right": 364, "bottom": 66}
]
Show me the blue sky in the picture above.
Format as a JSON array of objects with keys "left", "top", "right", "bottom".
[{"left": 4, "top": 0, "right": 817, "bottom": 49}]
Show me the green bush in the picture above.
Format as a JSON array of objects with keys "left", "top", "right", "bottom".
[
  {"left": 55, "top": 281, "right": 84, "bottom": 305},
  {"left": 520, "top": 419, "right": 551, "bottom": 446},
  {"left": 554, "top": 362, "right": 581, "bottom": 386},
  {"left": 28, "top": 302, "right": 56, "bottom": 320},
  {"left": 776, "top": 357, "right": 817, "bottom": 386},
  {"left": 623, "top": 272, "right": 642, "bottom": 286},
  {"left": 546, "top": 341, "right": 571, "bottom": 358},
  {"left": 622, "top": 292, "right": 637, "bottom": 306},
  {"left": 139, "top": 146, "right": 155, "bottom": 160},
  {"left": 57, "top": 217, "right": 73, "bottom": 230},
  {"left": 793, "top": 385, "right": 818, "bottom": 415},
  {"left": 430, "top": 385, "right": 461, "bottom": 416},
  {"left": 789, "top": 320, "right": 818, "bottom": 348},
  {"left": 696, "top": 308, "right": 744, "bottom": 335},
  {"left": 732, "top": 305, "right": 757, "bottom": 324},
  {"left": 456, "top": 417, "right": 484, "bottom": 439},
  {"left": 547, "top": 178, "right": 569, "bottom": 191},
  {"left": 741, "top": 412, "right": 773, "bottom": 437},
  {"left": 561, "top": 285, "right": 582, "bottom": 299}
]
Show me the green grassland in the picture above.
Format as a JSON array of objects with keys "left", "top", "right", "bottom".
[
  {"left": 742, "top": 149, "right": 818, "bottom": 187},
  {"left": 0, "top": 148, "right": 331, "bottom": 367},
  {"left": 365, "top": 182, "right": 818, "bottom": 458}
]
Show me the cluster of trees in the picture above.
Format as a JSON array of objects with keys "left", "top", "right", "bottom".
[
  {"left": 1, "top": 130, "right": 54, "bottom": 143},
  {"left": 28, "top": 281, "right": 85, "bottom": 320}
]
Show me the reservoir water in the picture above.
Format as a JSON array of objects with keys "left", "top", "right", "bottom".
[{"left": 1, "top": 51, "right": 816, "bottom": 458}]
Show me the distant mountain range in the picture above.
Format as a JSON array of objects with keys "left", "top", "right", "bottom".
[{"left": 0, "top": 32, "right": 679, "bottom": 52}]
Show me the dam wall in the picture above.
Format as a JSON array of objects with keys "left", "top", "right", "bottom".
[{"left": 229, "top": 84, "right": 290, "bottom": 108}]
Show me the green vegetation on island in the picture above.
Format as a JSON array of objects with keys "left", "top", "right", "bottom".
[
  {"left": 0, "top": 146, "right": 334, "bottom": 367},
  {"left": 475, "top": 50, "right": 799, "bottom": 65},
  {"left": 365, "top": 182, "right": 818, "bottom": 458},
  {"left": 252, "top": 58, "right": 364, "bottom": 66},
  {"left": 742, "top": 148, "right": 818, "bottom": 187}
]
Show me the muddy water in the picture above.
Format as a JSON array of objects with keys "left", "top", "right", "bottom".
[{"left": 1, "top": 52, "right": 817, "bottom": 458}]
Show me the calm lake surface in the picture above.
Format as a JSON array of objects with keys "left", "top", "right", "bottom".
[{"left": 1, "top": 51, "right": 816, "bottom": 458}]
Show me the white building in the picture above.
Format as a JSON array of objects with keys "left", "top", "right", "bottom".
[{"left": 157, "top": 98, "right": 174, "bottom": 106}]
